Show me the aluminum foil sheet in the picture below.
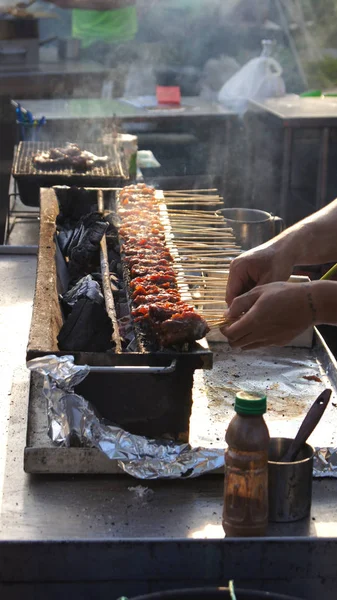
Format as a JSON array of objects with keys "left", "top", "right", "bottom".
[
  {"left": 190, "top": 342, "right": 337, "bottom": 478},
  {"left": 314, "top": 448, "right": 337, "bottom": 477},
  {"left": 27, "top": 355, "right": 224, "bottom": 479},
  {"left": 27, "top": 334, "right": 337, "bottom": 478}
]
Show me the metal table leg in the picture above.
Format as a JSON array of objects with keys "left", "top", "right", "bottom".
[
  {"left": 280, "top": 127, "right": 293, "bottom": 224},
  {"left": 316, "top": 126, "right": 330, "bottom": 211}
]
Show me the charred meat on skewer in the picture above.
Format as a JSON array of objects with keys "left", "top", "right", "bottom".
[
  {"left": 33, "top": 142, "right": 110, "bottom": 172},
  {"left": 118, "top": 183, "right": 209, "bottom": 348}
]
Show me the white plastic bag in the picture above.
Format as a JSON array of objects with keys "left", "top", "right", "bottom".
[
  {"left": 218, "top": 41, "right": 285, "bottom": 110},
  {"left": 199, "top": 55, "right": 240, "bottom": 101}
]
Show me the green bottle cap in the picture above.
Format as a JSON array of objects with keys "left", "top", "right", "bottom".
[{"left": 234, "top": 390, "right": 267, "bottom": 415}]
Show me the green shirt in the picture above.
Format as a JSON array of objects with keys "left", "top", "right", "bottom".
[{"left": 72, "top": 7, "right": 137, "bottom": 48}]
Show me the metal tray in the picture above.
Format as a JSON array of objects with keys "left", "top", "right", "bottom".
[{"left": 24, "top": 330, "right": 337, "bottom": 474}]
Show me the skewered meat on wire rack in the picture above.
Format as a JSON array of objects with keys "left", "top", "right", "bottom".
[{"left": 33, "top": 142, "right": 110, "bottom": 172}]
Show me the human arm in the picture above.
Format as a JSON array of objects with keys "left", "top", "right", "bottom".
[
  {"left": 221, "top": 280, "right": 337, "bottom": 349},
  {"left": 49, "top": 0, "right": 135, "bottom": 9},
  {"left": 226, "top": 198, "right": 337, "bottom": 306}
]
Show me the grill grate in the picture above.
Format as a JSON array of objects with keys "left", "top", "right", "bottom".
[{"left": 13, "top": 141, "right": 129, "bottom": 180}]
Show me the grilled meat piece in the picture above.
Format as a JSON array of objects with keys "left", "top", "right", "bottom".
[
  {"left": 123, "top": 248, "right": 173, "bottom": 262},
  {"left": 133, "top": 291, "right": 181, "bottom": 306},
  {"left": 127, "top": 257, "right": 170, "bottom": 269},
  {"left": 131, "top": 283, "right": 178, "bottom": 298},
  {"left": 33, "top": 142, "right": 109, "bottom": 172},
  {"left": 130, "top": 273, "right": 177, "bottom": 289},
  {"left": 156, "top": 311, "right": 210, "bottom": 347},
  {"left": 131, "top": 302, "right": 209, "bottom": 347},
  {"left": 130, "top": 264, "right": 175, "bottom": 278}
]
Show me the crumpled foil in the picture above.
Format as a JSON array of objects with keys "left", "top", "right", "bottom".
[
  {"left": 27, "top": 355, "right": 224, "bottom": 479},
  {"left": 314, "top": 448, "right": 337, "bottom": 477}
]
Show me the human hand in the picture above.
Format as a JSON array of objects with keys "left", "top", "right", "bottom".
[
  {"left": 221, "top": 282, "right": 316, "bottom": 350},
  {"left": 225, "top": 242, "right": 294, "bottom": 307}
]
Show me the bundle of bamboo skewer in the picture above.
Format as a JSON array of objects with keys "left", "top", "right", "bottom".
[
  {"left": 99, "top": 186, "right": 238, "bottom": 336},
  {"left": 159, "top": 189, "right": 241, "bottom": 334}
]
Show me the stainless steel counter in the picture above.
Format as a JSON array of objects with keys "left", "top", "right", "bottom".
[
  {"left": 249, "top": 95, "right": 337, "bottom": 127},
  {"left": 14, "top": 97, "right": 235, "bottom": 122},
  {"left": 1, "top": 254, "right": 337, "bottom": 599}
]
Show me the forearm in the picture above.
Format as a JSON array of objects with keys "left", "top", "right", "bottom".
[
  {"left": 311, "top": 280, "right": 337, "bottom": 325},
  {"left": 270, "top": 198, "right": 337, "bottom": 267}
]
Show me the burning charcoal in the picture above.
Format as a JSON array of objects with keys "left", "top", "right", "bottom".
[
  {"left": 55, "top": 186, "right": 98, "bottom": 225},
  {"left": 62, "top": 275, "right": 104, "bottom": 308},
  {"left": 57, "top": 227, "right": 76, "bottom": 257},
  {"left": 67, "top": 213, "right": 109, "bottom": 281},
  {"left": 106, "top": 222, "right": 120, "bottom": 258},
  {"left": 58, "top": 298, "right": 113, "bottom": 352}
]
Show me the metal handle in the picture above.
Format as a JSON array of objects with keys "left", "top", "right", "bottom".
[
  {"left": 88, "top": 359, "right": 177, "bottom": 375},
  {"left": 272, "top": 214, "right": 284, "bottom": 236},
  {"left": 281, "top": 389, "right": 332, "bottom": 462},
  {"left": 39, "top": 35, "right": 58, "bottom": 47}
]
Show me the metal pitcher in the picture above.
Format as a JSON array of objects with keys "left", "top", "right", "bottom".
[{"left": 216, "top": 208, "right": 284, "bottom": 250}]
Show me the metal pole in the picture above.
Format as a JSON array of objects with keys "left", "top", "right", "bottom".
[{"left": 274, "top": 0, "right": 308, "bottom": 90}]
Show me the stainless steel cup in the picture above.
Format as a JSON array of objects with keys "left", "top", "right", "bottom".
[
  {"left": 268, "top": 437, "right": 314, "bottom": 523},
  {"left": 215, "top": 208, "right": 284, "bottom": 250}
]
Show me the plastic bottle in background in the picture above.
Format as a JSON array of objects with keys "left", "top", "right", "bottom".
[
  {"left": 223, "top": 391, "right": 270, "bottom": 537},
  {"left": 218, "top": 38, "right": 285, "bottom": 112}
]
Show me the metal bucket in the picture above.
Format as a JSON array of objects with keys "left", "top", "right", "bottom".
[
  {"left": 215, "top": 208, "right": 284, "bottom": 250},
  {"left": 131, "top": 587, "right": 304, "bottom": 599},
  {"left": 268, "top": 437, "right": 314, "bottom": 523}
]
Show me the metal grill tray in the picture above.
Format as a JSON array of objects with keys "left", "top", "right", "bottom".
[
  {"left": 12, "top": 141, "right": 130, "bottom": 207},
  {"left": 26, "top": 188, "right": 212, "bottom": 441}
]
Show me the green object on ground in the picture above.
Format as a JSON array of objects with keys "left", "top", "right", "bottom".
[
  {"left": 72, "top": 7, "right": 138, "bottom": 48},
  {"left": 300, "top": 90, "right": 322, "bottom": 97}
]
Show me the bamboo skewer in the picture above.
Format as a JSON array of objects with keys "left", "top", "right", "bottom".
[
  {"left": 164, "top": 188, "right": 218, "bottom": 193},
  {"left": 164, "top": 201, "right": 223, "bottom": 206},
  {"left": 165, "top": 213, "right": 223, "bottom": 218},
  {"left": 165, "top": 231, "right": 235, "bottom": 237},
  {"left": 165, "top": 199, "right": 222, "bottom": 203}
]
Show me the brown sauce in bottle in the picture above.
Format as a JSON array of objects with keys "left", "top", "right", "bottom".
[{"left": 223, "top": 391, "right": 270, "bottom": 537}]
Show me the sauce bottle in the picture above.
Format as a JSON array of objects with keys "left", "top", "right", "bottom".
[{"left": 223, "top": 391, "right": 270, "bottom": 537}]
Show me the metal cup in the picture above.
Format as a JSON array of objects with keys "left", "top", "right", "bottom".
[
  {"left": 215, "top": 208, "right": 284, "bottom": 250},
  {"left": 268, "top": 437, "right": 314, "bottom": 523}
]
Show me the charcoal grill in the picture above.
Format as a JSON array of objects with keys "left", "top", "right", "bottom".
[
  {"left": 27, "top": 187, "right": 212, "bottom": 441},
  {"left": 13, "top": 141, "right": 130, "bottom": 207}
]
